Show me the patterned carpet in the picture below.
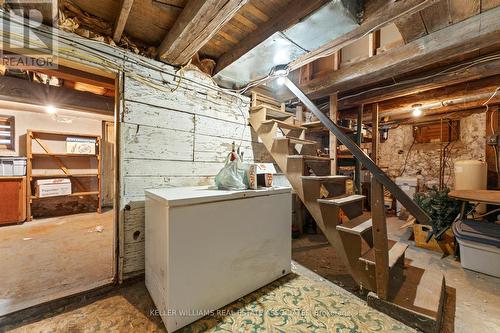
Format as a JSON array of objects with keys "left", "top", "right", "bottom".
[
  {"left": 181, "top": 274, "right": 413, "bottom": 333},
  {"left": 4, "top": 269, "right": 414, "bottom": 333}
]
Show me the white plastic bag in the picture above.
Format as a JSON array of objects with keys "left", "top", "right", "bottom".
[{"left": 215, "top": 153, "right": 247, "bottom": 190}]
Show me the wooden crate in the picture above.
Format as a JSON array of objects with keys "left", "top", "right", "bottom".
[
  {"left": 0, "top": 176, "right": 26, "bottom": 225},
  {"left": 413, "top": 224, "right": 455, "bottom": 255}
]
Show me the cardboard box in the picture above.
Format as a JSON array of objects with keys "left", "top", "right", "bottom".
[
  {"left": 35, "top": 178, "right": 72, "bottom": 198},
  {"left": 413, "top": 224, "right": 455, "bottom": 255},
  {"left": 246, "top": 163, "right": 277, "bottom": 189},
  {"left": 66, "top": 137, "right": 96, "bottom": 155}
]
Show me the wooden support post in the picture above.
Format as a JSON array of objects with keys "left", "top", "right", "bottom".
[
  {"left": 333, "top": 51, "right": 341, "bottom": 70},
  {"left": 329, "top": 93, "right": 338, "bottom": 175},
  {"left": 368, "top": 30, "right": 380, "bottom": 57},
  {"left": 355, "top": 105, "right": 363, "bottom": 194},
  {"left": 296, "top": 104, "right": 303, "bottom": 124},
  {"left": 372, "top": 103, "right": 379, "bottom": 165},
  {"left": 371, "top": 177, "right": 389, "bottom": 300}
]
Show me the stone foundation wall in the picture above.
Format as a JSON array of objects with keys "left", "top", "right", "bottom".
[{"left": 378, "top": 112, "right": 486, "bottom": 188}]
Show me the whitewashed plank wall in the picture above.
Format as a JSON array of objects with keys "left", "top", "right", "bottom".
[
  {"left": 120, "top": 69, "right": 272, "bottom": 278},
  {"left": 1, "top": 12, "right": 274, "bottom": 280}
]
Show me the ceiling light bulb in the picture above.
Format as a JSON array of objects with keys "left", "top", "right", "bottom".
[
  {"left": 46, "top": 105, "right": 56, "bottom": 114},
  {"left": 276, "top": 76, "right": 286, "bottom": 86},
  {"left": 412, "top": 107, "right": 422, "bottom": 117}
]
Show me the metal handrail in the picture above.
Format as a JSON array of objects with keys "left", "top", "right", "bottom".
[{"left": 284, "top": 77, "right": 431, "bottom": 225}]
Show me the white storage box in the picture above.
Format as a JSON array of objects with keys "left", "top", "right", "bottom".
[
  {"left": 0, "top": 157, "right": 27, "bottom": 176},
  {"left": 35, "top": 178, "right": 72, "bottom": 198},
  {"left": 453, "top": 219, "right": 500, "bottom": 277},
  {"left": 395, "top": 176, "right": 420, "bottom": 216},
  {"left": 66, "top": 137, "right": 96, "bottom": 155}
]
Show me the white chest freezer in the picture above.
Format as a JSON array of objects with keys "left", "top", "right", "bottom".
[{"left": 145, "top": 186, "right": 292, "bottom": 332}]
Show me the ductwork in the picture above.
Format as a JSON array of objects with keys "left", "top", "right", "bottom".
[{"left": 214, "top": 0, "right": 362, "bottom": 89}]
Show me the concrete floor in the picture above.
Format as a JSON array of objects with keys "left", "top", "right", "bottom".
[
  {"left": 0, "top": 210, "right": 115, "bottom": 316},
  {"left": 292, "top": 216, "right": 500, "bottom": 333}
]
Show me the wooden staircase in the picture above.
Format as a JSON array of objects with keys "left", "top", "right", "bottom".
[{"left": 248, "top": 98, "right": 447, "bottom": 333}]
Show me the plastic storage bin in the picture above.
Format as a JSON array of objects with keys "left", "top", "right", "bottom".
[
  {"left": 453, "top": 219, "right": 500, "bottom": 277},
  {"left": 0, "top": 157, "right": 27, "bottom": 176},
  {"left": 395, "top": 176, "right": 419, "bottom": 216}
]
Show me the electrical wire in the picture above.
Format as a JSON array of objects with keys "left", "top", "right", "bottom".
[
  {"left": 398, "top": 137, "right": 415, "bottom": 177},
  {"left": 483, "top": 87, "right": 500, "bottom": 175}
]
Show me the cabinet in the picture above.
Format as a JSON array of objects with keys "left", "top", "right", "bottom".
[{"left": 0, "top": 176, "right": 26, "bottom": 225}]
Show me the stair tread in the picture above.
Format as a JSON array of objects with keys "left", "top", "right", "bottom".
[
  {"left": 318, "top": 194, "right": 365, "bottom": 206},
  {"left": 301, "top": 175, "right": 348, "bottom": 182},
  {"left": 288, "top": 155, "right": 333, "bottom": 161},
  {"left": 383, "top": 265, "right": 446, "bottom": 320},
  {"left": 275, "top": 137, "right": 317, "bottom": 145},
  {"left": 359, "top": 240, "right": 408, "bottom": 268},
  {"left": 250, "top": 105, "right": 291, "bottom": 119},
  {"left": 336, "top": 216, "right": 372, "bottom": 235},
  {"left": 261, "top": 119, "right": 306, "bottom": 130}
]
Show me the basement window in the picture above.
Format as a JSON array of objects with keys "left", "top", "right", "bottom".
[
  {"left": 0, "top": 115, "right": 15, "bottom": 150},
  {"left": 413, "top": 120, "right": 460, "bottom": 144}
]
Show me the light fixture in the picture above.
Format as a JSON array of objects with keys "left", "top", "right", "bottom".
[
  {"left": 271, "top": 64, "right": 288, "bottom": 77},
  {"left": 276, "top": 76, "right": 286, "bottom": 86},
  {"left": 273, "top": 50, "right": 289, "bottom": 64},
  {"left": 46, "top": 105, "right": 56, "bottom": 114},
  {"left": 412, "top": 104, "right": 423, "bottom": 117}
]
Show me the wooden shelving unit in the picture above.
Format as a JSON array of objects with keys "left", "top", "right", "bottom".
[{"left": 26, "top": 130, "right": 102, "bottom": 221}]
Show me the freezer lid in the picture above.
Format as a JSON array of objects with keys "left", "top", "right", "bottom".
[{"left": 145, "top": 186, "right": 291, "bottom": 207}]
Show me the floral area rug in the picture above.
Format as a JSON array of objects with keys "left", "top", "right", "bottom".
[{"left": 181, "top": 273, "right": 414, "bottom": 333}]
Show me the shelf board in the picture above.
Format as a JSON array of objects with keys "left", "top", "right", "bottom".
[
  {"left": 31, "top": 191, "right": 99, "bottom": 200},
  {"left": 30, "top": 173, "right": 99, "bottom": 179},
  {"left": 31, "top": 153, "right": 98, "bottom": 158},
  {"left": 302, "top": 121, "right": 355, "bottom": 134},
  {"left": 29, "top": 129, "right": 101, "bottom": 138}
]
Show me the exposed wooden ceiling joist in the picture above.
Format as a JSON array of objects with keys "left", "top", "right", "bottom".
[
  {"left": 394, "top": 12, "right": 428, "bottom": 43},
  {"left": 214, "top": 0, "right": 330, "bottom": 74},
  {"left": 339, "top": 55, "right": 500, "bottom": 109},
  {"left": 299, "top": 6, "right": 500, "bottom": 99},
  {"left": 376, "top": 75, "right": 500, "bottom": 113},
  {"left": 0, "top": 75, "right": 114, "bottom": 114},
  {"left": 34, "top": 66, "right": 116, "bottom": 91},
  {"left": 112, "top": 0, "right": 135, "bottom": 42},
  {"left": 158, "top": 0, "right": 249, "bottom": 65},
  {"left": 288, "top": 0, "right": 440, "bottom": 71}
]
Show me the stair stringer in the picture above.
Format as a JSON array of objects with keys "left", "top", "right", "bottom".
[{"left": 250, "top": 111, "right": 374, "bottom": 290}]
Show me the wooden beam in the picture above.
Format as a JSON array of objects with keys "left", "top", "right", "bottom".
[
  {"left": 300, "top": 7, "right": 500, "bottom": 99},
  {"left": 0, "top": 75, "right": 114, "bottom": 114},
  {"left": 372, "top": 103, "right": 379, "bottom": 165},
  {"left": 394, "top": 11, "right": 428, "bottom": 43},
  {"left": 355, "top": 105, "right": 363, "bottom": 194},
  {"left": 214, "top": 0, "right": 329, "bottom": 74},
  {"left": 376, "top": 75, "right": 500, "bottom": 114},
  {"left": 112, "top": 0, "right": 135, "bottom": 43},
  {"left": 158, "top": 0, "right": 248, "bottom": 66},
  {"left": 368, "top": 31, "right": 380, "bottom": 57},
  {"left": 289, "top": 0, "right": 440, "bottom": 71},
  {"left": 371, "top": 177, "right": 389, "bottom": 301},
  {"left": 338, "top": 55, "right": 500, "bottom": 109},
  {"left": 33, "top": 66, "right": 116, "bottom": 90},
  {"left": 329, "top": 93, "right": 338, "bottom": 175}
]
